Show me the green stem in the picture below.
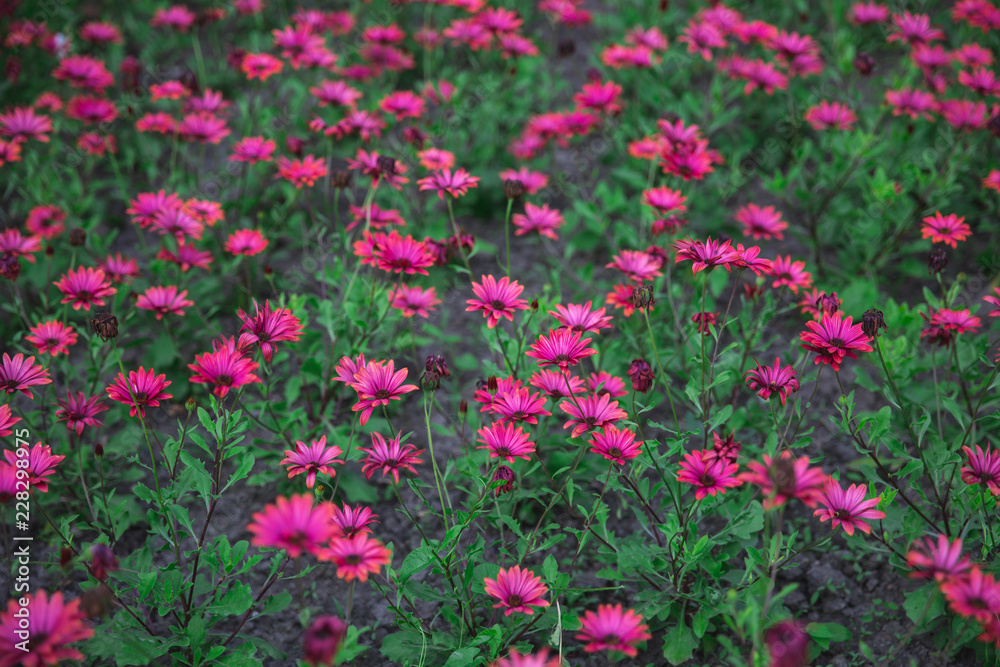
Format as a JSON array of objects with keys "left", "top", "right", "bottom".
[{"left": 641, "top": 308, "right": 680, "bottom": 432}]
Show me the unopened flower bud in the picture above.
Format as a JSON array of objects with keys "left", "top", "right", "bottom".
[
  {"left": 331, "top": 170, "right": 353, "bottom": 189},
  {"left": 119, "top": 56, "right": 142, "bottom": 95},
  {"left": 94, "top": 442, "right": 104, "bottom": 457},
  {"left": 179, "top": 70, "right": 200, "bottom": 95},
  {"left": 627, "top": 359, "right": 654, "bottom": 393},
  {"left": 861, "top": 308, "right": 887, "bottom": 339},
  {"left": 854, "top": 52, "right": 875, "bottom": 77},
  {"left": 816, "top": 292, "right": 840, "bottom": 316},
  {"left": 425, "top": 354, "right": 449, "bottom": 378},
  {"left": 928, "top": 247, "right": 948, "bottom": 275},
  {"left": 186, "top": 397, "right": 196, "bottom": 411},
  {"left": 303, "top": 616, "right": 348, "bottom": 667},
  {"left": 403, "top": 126, "right": 426, "bottom": 148},
  {"left": 492, "top": 465, "right": 515, "bottom": 496},
  {"left": 69, "top": 228, "right": 87, "bottom": 247},
  {"left": 60, "top": 546, "right": 74, "bottom": 570},
  {"left": 45, "top": 245, "right": 54, "bottom": 257},
  {"left": 630, "top": 284, "right": 654, "bottom": 309},
  {"left": 487, "top": 376, "right": 498, "bottom": 393},
  {"left": 0, "top": 255, "right": 20, "bottom": 282},
  {"left": 459, "top": 400, "right": 468, "bottom": 417},
  {"left": 89, "top": 544, "right": 119, "bottom": 581},
  {"left": 5, "top": 55, "right": 21, "bottom": 84},
  {"left": 227, "top": 48, "right": 247, "bottom": 71},
  {"left": 557, "top": 38, "right": 575, "bottom": 58},
  {"left": 530, "top": 299, "right": 539, "bottom": 311},
  {"left": 286, "top": 136, "right": 304, "bottom": 157},
  {"left": 80, "top": 584, "right": 113, "bottom": 620},
  {"left": 504, "top": 178, "right": 526, "bottom": 200},
  {"left": 764, "top": 620, "right": 809, "bottom": 667},
  {"left": 91, "top": 312, "right": 118, "bottom": 341}
]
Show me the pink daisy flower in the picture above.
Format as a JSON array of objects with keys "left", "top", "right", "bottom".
[
  {"left": 0, "top": 404, "right": 21, "bottom": 437},
  {"left": 887, "top": 11, "right": 944, "bottom": 46},
  {"left": 158, "top": 242, "right": 213, "bottom": 272},
  {"left": 673, "top": 237, "right": 740, "bottom": 273},
  {"left": 768, "top": 255, "right": 813, "bottom": 293},
  {"left": 241, "top": 52, "right": 283, "bottom": 81},
  {"left": 331, "top": 503, "right": 379, "bottom": 538},
  {"left": 373, "top": 231, "right": 434, "bottom": 275},
  {"left": 983, "top": 169, "right": 1000, "bottom": 193},
  {"left": 379, "top": 90, "right": 426, "bottom": 120},
  {"left": 187, "top": 345, "right": 261, "bottom": 398},
  {"left": 677, "top": 450, "right": 742, "bottom": 499},
  {"left": 237, "top": 300, "right": 304, "bottom": 363},
  {"left": 984, "top": 287, "right": 1000, "bottom": 317},
  {"left": 921, "top": 212, "right": 971, "bottom": 248},
  {"left": 529, "top": 369, "right": 584, "bottom": 399},
  {"left": 25, "top": 320, "right": 78, "bottom": 356},
  {"left": 0, "top": 106, "right": 53, "bottom": 143},
  {"left": 736, "top": 203, "right": 788, "bottom": 240},
  {"left": 525, "top": 328, "right": 598, "bottom": 369},
  {"left": 53, "top": 266, "right": 116, "bottom": 311},
  {"left": 0, "top": 591, "right": 94, "bottom": 664},
  {"left": 105, "top": 367, "right": 172, "bottom": 418},
  {"left": 55, "top": 391, "right": 108, "bottom": 437},
  {"left": 906, "top": 534, "right": 971, "bottom": 582},
  {"left": 225, "top": 229, "right": 269, "bottom": 256},
  {"left": 417, "top": 147, "right": 455, "bottom": 170},
  {"left": 800, "top": 313, "right": 873, "bottom": 371},
  {"left": 493, "top": 648, "right": 561, "bottom": 667},
  {"left": 276, "top": 155, "right": 327, "bottom": 189},
  {"left": 499, "top": 167, "right": 548, "bottom": 194},
  {"left": 0, "top": 353, "right": 52, "bottom": 399},
  {"left": 804, "top": 101, "right": 857, "bottom": 130},
  {"left": 549, "top": 301, "right": 613, "bottom": 334},
  {"left": 417, "top": 168, "right": 481, "bottom": 199},
  {"left": 281, "top": 436, "right": 345, "bottom": 489},
  {"left": 885, "top": 88, "right": 936, "bottom": 121},
  {"left": 814, "top": 479, "right": 886, "bottom": 535},
  {"left": 230, "top": 136, "right": 276, "bottom": 164},
  {"left": 477, "top": 421, "right": 535, "bottom": 463},
  {"left": 247, "top": 494, "right": 336, "bottom": 558},
  {"left": 358, "top": 432, "right": 425, "bottom": 484},
  {"left": 606, "top": 249, "right": 663, "bottom": 283},
  {"left": 744, "top": 357, "right": 800, "bottom": 405},
  {"left": 466, "top": 275, "right": 529, "bottom": 328},
  {"left": 322, "top": 534, "right": 392, "bottom": 582},
  {"left": 848, "top": 2, "right": 889, "bottom": 25},
  {"left": 349, "top": 360, "right": 419, "bottom": 425},
  {"left": 961, "top": 444, "right": 1000, "bottom": 495},
  {"left": 560, "top": 393, "right": 628, "bottom": 438},
  {"left": 941, "top": 567, "right": 1000, "bottom": 622},
  {"left": 739, "top": 451, "right": 827, "bottom": 510},
  {"left": 490, "top": 388, "right": 552, "bottom": 425},
  {"left": 389, "top": 285, "right": 441, "bottom": 318},
  {"left": 512, "top": 202, "right": 564, "bottom": 240},
  {"left": 587, "top": 371, "right": 628, "bottom": 397},
  {"left": 589, "top": 424, "right": 642, "bottom": 465},
  {"left": 136, "top": 285, "right": 194, "bottom": 320},
  {"left": 483, "top": 565, "right": 549, "bottom": 616},
  {"left": 331, "top": 353, "right": 366, "bottom": 386},
  {"left": 3, "top": 443, "right": 64, "bottom": 493},
  {"left": 575, "top": 604, "right": 651, "bottom": 657},
  {"left": 25, "top": 205, "right": 66, "bottom": 239},
  {"left": 642, "top": 186, "right": 687, "bottom": 216}
]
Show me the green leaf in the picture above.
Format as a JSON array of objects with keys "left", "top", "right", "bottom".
[
  {"left": 398, "top": 546, "right": 436, "bottom": 583},
  {"left": 805, "top": 622, "right": 851, "bottom": 651},
  {"left": 443, "top": 646, "right": 481, "bottom": 666},
  {"left": 223, "top": 450, "right": 255, "bottom": 492},
  {"left": 210, "top": 582, "right": 254, "bottom": 616},
  {"left": 663, "top": 623, "right": 697, "bottom": 665}
]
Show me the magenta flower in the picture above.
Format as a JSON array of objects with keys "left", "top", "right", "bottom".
[
  {"left": 247, "top": 494, "right": 336, "bottom": 558},
  {"left": 349, "top": 359, "right": 419, "bottom": 426},
  {"left": 330, "top": 503, "right": 379, "bottom": 538},
  {"left": 483, "top": 565, "right": 549, "bottom": 616},
  {"left": 529, "top": 369, "right": 584, "bottom": 399},
  {"left": 739, "top": 451, "right": 827, "bottom": 510},
  {"left": 389, "top": 285, "right": 441, "bottom": 318},
  {"left": 230, "top": 136, "right": 276, "bottom": 163},
  {"left": 906, "top": 534, "right": 971, "bottom": 582},
  {"left": 736, "top": 203, "right": 788, "bottom": 240},
  {"left": 768, "top": 255, "right": 813, "bottom": 293},
  {"left": 525, "top": 328, "right": 598, "bottom": 369},
  {"left": 575, "top": 604, "right": 651, "bottom": 657},
  {"left": 0, "top": 353, "right": 52, "bottom": 399},
  {"left": 136, "top": 285, "right": 194, "bottom": 320},
  {"left": 560, "top": 393, "right": 628, "bottom": 438},
  {"left": 921, "top": 212, "right": 971, "bottom": 248},
  {"left": 225, "top": 229, "right": 269, "bottom": 256},
  {"left": 549, "top": 301, "right": 613, "bottom": 334},
  {"left": 961, "top": 444, "right": 1000, "bottom": 495},
  {"left": 55, "top": 391, "right": 108, "bottom": 437},
  {"left": 281, "top": 436, "right": 345, "bottom": 489},
  {"left": 677, "top": 450, "right": 742, "bottom": 499},
  {"left": 476, "top": 421, "right": 535, "bottom": 463},
  {"left": 814, "top": 479, "right": 885, "bottom": 535},
  {"left": 744, "top": 357, "right": 800, "bottom": 405},
  {"left": 466, "top": 275, "right": 529, "bottom": 328},
  {"left": 53, "top": 266, "right": 116, "bottom": 311},
  {"left": 804, "top": 101, "right": 857, "bottom": 130},
  {"left": 357, "top": 432, "right": 425, "bottom": 484},
  {"left": 3, "top": 443, "right": 64, "bottom": 493},
  {"left": 490, "top": 387, "right": 552, "bottom": 425},
  {"left": 0, "top": 404, "right": 21, "bottom": 437},
  {"left": 187, "top": 345, "right": 261, "bottom": 398},
  {"left": 673, "top": 236, "right": 740, "bottom": 273},
  {"left": 322, "top": 534, "right": 392, "bottom": 582},
  {"left": 512, "top": 202, "right": 564, "bottom": 240},
  {"left": 105, "top": 367, "right": 172, "bottom": 418},
  {"left": 589, "top": 424, "right": 642, "bottom": 465},
  {"left": 941, "top": 566, "right": 1000, "bottom": 622},
  {"left": 800, "top": 313, "right": 873, "bottom": 371},
  {"left": 237, "top": 300, "right": 304, "bottom": 363},
  {"left": 0, "top": 591, "right": 94, "bottom": 665},
  {"left": 25, "top": 320, "right": 78, "bottom": 356},
  {"left": 373, "top": 231, "right": 434, "bottom": 275}
]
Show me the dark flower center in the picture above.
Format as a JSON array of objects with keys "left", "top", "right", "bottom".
[
  {"left": 511, "top": 411, "right": 525, "bottom": 419},
  {"left": 78, "top": 290, "right": 93, "bottom": 300},
  {"left": 507, "top": 594, "right": 523, "bottom": 607},
  {"left": 344, "top": 554, "right": 362, "bottom": 565},
  {"left": 833, "top": 509, "right": 852, "bottom": 520},
  {"left": 383, "top": 458, "right": 397, "bottom": 467},
  {"left": 609, "top": 448, "right": 622, "bottom": 459},
  {"left": 700, "top": 473, "right": 715, "bottom": 486},
  {"left": 584, "top": 416, "right": 597, "bottom": 426},
  {"left": 217, "top": 374, "right": 233, "bottom": 385},
  {"left": 490, "top": 300, "right": 506, "bottom": 310},
  {"left": 552, "top": 355, "right": 569, "bottom": 364},
  {"left": 5, "top": 380, "right": 17, "bottom": 390},
  {"left": 375, "top": 389, "right": 391, "bottom": 399},
  {"left": 969, "top": 597, "right": 989, "bottom": 610},
  {"left": 828, "top": 337, "right": 845, "bottom": 347},
  {"left": 133, "top": 391, "right": 148, "bottom": 402},
  {"left": 496, "top": 447, "right": 510, "bottom": 457},
  {"left": 601, "top": 633, "right": 620, "bottom": 645}
]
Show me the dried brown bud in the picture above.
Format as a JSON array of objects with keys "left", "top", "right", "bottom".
[
  {"left": 557, "top": 39, "right": 575, "bottom": 58},
  {"left": 630, "top": 284, "right": 654, "bottom": 309},
  {"left": 504, "top": 178, "right": 526, "bottom": 200},
  {"left": 45, "top": 245, "right": 54, "bottom": 257},
  {"left": 186, "top": 397, "right": 196, "bottom": 410},
  {"left": 487, "top": 376, "right": 498, "bottom": 393},
  {"left": 69, "top": 228, "right": 86, "bottom": 247},
  {"left": 627, "top": 359, "right": 654, "bottom": 393},
  {"left": 89, "top": 544, "right": 118, "bottom": 581},
  {"left": 854, "top": 52, "right": 875, "bottom": 77},
  {"left": 928, "top": 247, "right": 948, "bottom": 275},
  {"left": 459, "top": 400, "right": 468, "bottom": 417},
  {"left": 861, "top": 308, "right": 887, "bottom": 339},
  {"left": 331, "top": 170, "right": 353, "bottom": 189},
  {"left": 376, "top": 155, "right": 397, "bottom": 177},
  {"left": 60, "top": 546, "right": 74, "bottom": 570},
  {"left": 91, "top": 312, "right": 118, "bottom": 341},
  {"left": 403, "top": 126, "right": 426, "bottom": 148}
]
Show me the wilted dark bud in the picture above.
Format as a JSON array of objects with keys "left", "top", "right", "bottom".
[
  {"left": 586, "top": 67, "right": 602, "bottom": 82},
  {"left": 691, "top": 311, "right": 718, "bottom": 335},
  {"left": 303, "top": 615, "right": 348, "bottom": 667},
  {"left": 861, "top": 308, "right": 887, "bottom": 339},
  {"left": 853, "top": 52, "right": 875, "bottom": 76},
  {"left": 80, "top": 584, "right": 114, "bottom": 620},
  {"left": 227, "top": 48, "right": 247, "bottom": 71},
  {"left": 4, "top": 55, "right": 21, "bottom": 84},
  {"left": 45, "top": 245, "right": 54, "bottom": 257},
  {"left": 94, "top": 442, "right": 104, "bottom": 457},
  {"left": 659, "top": 0, "right": 668, "bottom": 10},
  {"left": 0, "top": 254, "right": 19, "bottom": 282},
  {"left": 743, "top": 283, "right": 764, "bottom": 301},
  {"left": 630, "top": 284, "right": 654, "bottom": 309},
  {"left": 627, "top": 359, "right": 654, "bottom": 393},
  {"left": 330, "top": 170, "right": 353, "bottom": 189},
  {"left": 89, "top": 544, "right": 119, "bottom": 581},
  {"left": 286, "top": 135, "right": 304, "bottom": 157},
  {"left": 706, "top": 430, "right": 741, "bottom": 464},
  {"left": 459, "top": 400, "right": 468, "bottom": 417},
  {"left": 425, "top": 354, "right": 449, "bottom": 378},
  {"left": 119, "top": 56, "right": 142, "bottom": 95},
  {"left": 69, "top": 228, "right": 86, "bottom": 247},
  {"left": 989, "top": 113, "right": 1000, "bottom": 139},
  {"left": 816, "top": 292, "right": 840, "bottom": 316},
  {"left": 60, "top": 546, "right": 74, "bottom": 570},
  {"left": 530, "top": 299, "right": 539, "bottom": 311},
  {"left": 492, "top": 465, "right": 515, "bottom": 496},
  {"left": 557, "top": 38, "right": 575, "bottom": 58},
  {"left": 403, "top": 126, "right": 426, "bottom": 147},
  {"left": 487, "top": 376, "right": 498, "bottom": 393},
  {"left": 928, "top": 247, "right": 948, "bottom": 275},
  {"left": 764, "top": 620, "right": 809, "bottom": 667},
  {"left": 91, "top": 312, "right": 118, "bottom": 341},
  {"left": 179, "top": 70, "right": 200, "bottom": 95},
  {"left": 263, "top": 265, "right": 274, "bottom": 277},
  {"left": 186, "top": 397, "right": 196, "bottom": 411},
  {"left": 376, "top": 155, "right": 397, "bottom": 177},
  {"left": 504, "top": 178, "right": 526, "bottom": 200}
]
